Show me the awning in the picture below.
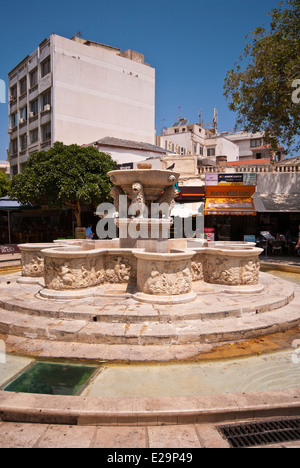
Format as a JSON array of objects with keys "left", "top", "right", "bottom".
[
  {"left": 253, "top": 193, "right": 300, "bottom": 212},
  {"left": 171, "top": 202, "right": 204, "bottom": 218},
  {"left": 204, "top": 197, "right": 256, "bottom": 216},
  {"left": 0, "top": 197, "right": 25, "bottom": 211},
  {"left": 175, "top": 186, "right": 205, "bottom": 202}
]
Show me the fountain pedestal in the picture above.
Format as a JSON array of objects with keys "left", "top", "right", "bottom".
[{"left": 117, "top": 218, "right": 173, "bottom": 253}]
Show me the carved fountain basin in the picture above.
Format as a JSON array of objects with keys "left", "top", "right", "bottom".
[{"left": 108, "top": 169, "right": 180, "bottom": 201}]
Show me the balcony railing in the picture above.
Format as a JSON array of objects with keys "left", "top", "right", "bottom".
[{"left": 198, "top": 163, "right": 300, "bottom": 174}]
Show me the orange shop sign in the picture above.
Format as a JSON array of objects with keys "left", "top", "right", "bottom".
[{"left": 205, "top": 186, "right": 256, "bottom": 198}]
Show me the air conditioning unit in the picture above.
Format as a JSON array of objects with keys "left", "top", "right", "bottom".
[
  {"left": 8, "top": 128, "right": 12, "bottom": 134},
  {"left": 44, "top": 104, "right": 51, "bottom": 111},
  {"left": 9, "top": 96, "right": 14, "bottom": 103},
  {"left": 19, "top": 118, "right": 25, "bottom": 124},
  {"left": 29, "top": 112, "right": 34, "bottom": 118}
]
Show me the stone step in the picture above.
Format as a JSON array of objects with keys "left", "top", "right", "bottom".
[
  {"left": 1, "top": 293, "right": 300, "bottom": 351},
  {"left": 0, "top": 273, "right": 295, "bottom": 324}
]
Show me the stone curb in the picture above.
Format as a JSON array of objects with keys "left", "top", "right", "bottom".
[{"left": 1, "top": 388, "right": 300, "bottom": 426}]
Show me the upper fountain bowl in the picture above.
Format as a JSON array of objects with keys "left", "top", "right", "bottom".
[{"left": 108, "top": 167, "right": 180, "bottom": 201}]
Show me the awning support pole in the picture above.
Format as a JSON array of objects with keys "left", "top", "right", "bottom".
[{"left": 7, "top": 210, "right": 11, "bottom": 244}]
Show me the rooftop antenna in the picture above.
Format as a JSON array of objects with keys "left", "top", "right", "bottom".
[
  {"left": 213, "top": 107, "right": 218, "bottom": 133},
  {"left": 198, "top": 110, "right": 203, "bottom": 126},
  {"left": 178, "top": 106, "right": 182, "bottom": 120},
  {"left": 76, "top": 30, "right": 82, "bottom": 38},
  {"left": 160, "top": 118, "right": 167, "bottom": 135}
]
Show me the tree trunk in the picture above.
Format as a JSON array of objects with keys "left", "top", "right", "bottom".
[{"left": 74, "top": 200, "right": 82, "bottom": 227}]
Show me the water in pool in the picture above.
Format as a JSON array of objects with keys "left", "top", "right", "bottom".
[
  {"left": 3, "top": 362, "right": 96, "bottom": 396},
  {"left": 262, "top": 269, "right": 300, "bottom": 285}
]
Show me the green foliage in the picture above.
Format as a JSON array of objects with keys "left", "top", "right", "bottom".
[
  {"left": 0, "top": 172, "right": 10, "bottom": 198},
  {"left": 10, "top": 142, "right": 116, "bottom": 225},
  {"left": 224, "top": 0, "right": 300, "bottom": 154}
]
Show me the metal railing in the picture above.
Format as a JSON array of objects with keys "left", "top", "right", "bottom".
[{"left": 198, "top": 163, "right": 300, "bottom": 174}]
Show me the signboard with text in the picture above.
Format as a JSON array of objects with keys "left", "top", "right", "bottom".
[
  {"left": 206, "top": 185, "right": 256, "bottom": 198},
  {"left": 205, "top": 173, "right": 257, "bottom": 186}
]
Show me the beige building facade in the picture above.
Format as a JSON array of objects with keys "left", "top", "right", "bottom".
[
  {"left": 8, "top": 34, "right": 155, "bottom": 175},
  {"left": 156, "top": 118, "right": 239, "bottom": 163},
  {"left": 156, "top": 120, "right": 284, "bottom": 164},
  {"left": 0, "top": 161, "right": 9, "bottom": 174}
]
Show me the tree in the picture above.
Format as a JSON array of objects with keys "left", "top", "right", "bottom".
[
  {"left": 224, "top": 0, "right": 300, "bottom": 155},
  {"left": 10, "top": 142, "right": 116, "bottom": 226},
  {"left": 0, "top": 172, "right": 10, "bottom": 198}
]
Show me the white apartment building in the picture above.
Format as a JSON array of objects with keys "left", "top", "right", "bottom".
[
  {"left": 156, "top": 117, "right": 239, "bottom": 162},
  {"left": 224, "top": 131, "right": 267, "bottom": 160},
  {"left": 156, "top": 117, "right": 284, "bottom": 163},
  {"left": 8, "top": 34, "right": 155, "bottom": 175}
]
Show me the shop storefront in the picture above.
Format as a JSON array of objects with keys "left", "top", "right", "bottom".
[
  {"left": 171, "top": 186, "right": 205, "bottom": 238},
  {"left": 253, "top": 191, "right": 300, "bottom": 253},
  {"left": 0, "top": 197, "right": 74, "bottom": 244},
  {"left": 204, "top": 174, "right": 257, "bottom": 241}
]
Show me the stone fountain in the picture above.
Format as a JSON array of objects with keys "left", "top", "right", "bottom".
[
  {"left": 16, "top": 163, "right": 263, "bottom": 304},
  {"left": 2, "top": 163, "right": 297, "bottom": 364}
]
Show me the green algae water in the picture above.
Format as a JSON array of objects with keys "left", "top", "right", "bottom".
[{"left": 3, "top": 362, "right": 96, "bottom": 396}]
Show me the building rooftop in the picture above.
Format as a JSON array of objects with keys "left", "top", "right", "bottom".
[
  {"left": 88, "top": 137, "right": 168, "bottom": 154},
  {"left": 277, "top": 156, "right": 300, "bottom": 166}
]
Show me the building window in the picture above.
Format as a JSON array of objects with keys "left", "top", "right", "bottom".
[
  {"left": 11, "top": 112, "right": 18, "bottom": 128},
  {"left": 250, "top": 139, "right": 262, "bottom": 148},
  {"left": 199, "top": 146, "right": 203, "bottom": 156},
  {"left": 41, "top": 58, "right": 50, "bottom": 78},
  {"left": 42, "top": 123, "right": 51, "bottom": 142},
  {"left": 20, "top": 134, "right": 27, "bottom": 151},
  {"left": 11, "top": 139, "right": 18, "bottom": 155},
  {"left": 20, "top": 106, "right": 27, "bottom": 122},
  {"left": 30, "top": 99, "right": 38, "bottom": 116},
  {"left": 42, "top": 91, "right": 51, "bottom": 110},
  {"left": 30, "top": 69, "right": 38, "bottom": 88},
  {"left": 10, "top": 85, "right": 17, "bottom": 100},
  {"left": 11, "top": 165, "right": 18, "bottom": 175},
  {"left": 29, "top": 128, "right": 39, "bottom": 144},
  {"left": 19, "top": 77, "right": 27, "bottom": 95},
  {"left": 207, "top": 147, "right": 215, "bottom": 157}
]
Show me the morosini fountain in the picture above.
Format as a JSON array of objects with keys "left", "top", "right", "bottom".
[{"left": 0, "top": 164, "right": 299, "bottom": 363}]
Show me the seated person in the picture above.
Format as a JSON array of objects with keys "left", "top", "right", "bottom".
[{"left": 85, "top": 224, "right": 94, "bottom": 240}]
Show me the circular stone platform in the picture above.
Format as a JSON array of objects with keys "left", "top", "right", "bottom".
[{"left": 0, "top": 272, "right": 300, "bottom": 362}]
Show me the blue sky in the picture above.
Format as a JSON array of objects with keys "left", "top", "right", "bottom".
[{"left": 0, "top": 0, "right": 282, "bottom": 161}]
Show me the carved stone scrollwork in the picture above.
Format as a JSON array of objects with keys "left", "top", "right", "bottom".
[
  {"left": 191, "top": 254, "right": 204, "bottom": 281},
  {"left": 44, "top": 256, "right": 105, "bottom": 290},
  {"left": 21, "top": 252, "right": 44, "bottom": 277},
  {"left": 104, "top": 255, "right": 137, "bottom": 284},
  {"left": 202, "top": 255, "right": 260, "bottom": 286},
  {"left": 138, "top": 259, "right": 192, "bottom": 296}
]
